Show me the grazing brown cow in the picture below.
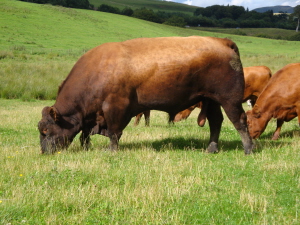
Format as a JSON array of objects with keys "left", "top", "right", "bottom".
[
  {"left": 38, "top": 36, "right": 253, "bottom": 154},
  {"left": 172, "top": 65, "right": 272, "bottom": 124},
  {"left": 246, "top": 63, "right": 300, "bottom": 140},
  {"left": 243, "top": 66, "right": 272, "bottom": 107}
]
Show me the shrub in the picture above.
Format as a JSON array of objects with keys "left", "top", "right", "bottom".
[
  {"left": 163, "top": 16, "right": 186, "bottom": 27},
  {"left": 233, "top": 29, "right": 247, "bottom": 36},
  {"left": 97, "top": 4, "right": 120, "bottom": 14},
  {"left": 288, "top": 32, "right": 300, "bottom": 41}
]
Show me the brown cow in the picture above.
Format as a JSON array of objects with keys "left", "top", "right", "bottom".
[
  {"left": 38, "top": 36, "right": 253, "bottom": 154},
  {"left": 243, "top": 65, "right": 272, "bottom": 107},
  {"left": 172, "top": 65, "right": 272, "bottom": 124},
  {"left": 246, "top": 63, "right": 300, "bottom": 140},
  {"left": 134, "top": 111, "right": 150, "bottom": 126}
]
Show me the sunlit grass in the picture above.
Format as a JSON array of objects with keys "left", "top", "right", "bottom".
[{"left": 0, "top": 100, "right": 299, "bottom": 224}]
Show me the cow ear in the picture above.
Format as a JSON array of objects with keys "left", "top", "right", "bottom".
[
  {"left": 252, "top": 104, "right": 261, "bottom": 118},
  {"left": 49, "top": 107, "right": 60, "bottom": 122}
]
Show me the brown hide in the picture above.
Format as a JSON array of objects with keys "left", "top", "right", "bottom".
[
  {"left": 243, "top": 66, "right": 272, "bottom": 106},
  {"left": 246, "top": 63, "right": 300, "bottom": 140},
  {"left": 172, "top": 65, "right": 272, "bottom": 124},
  {"left": 38, "top": 36, "right": 253, "bottom": 154}
]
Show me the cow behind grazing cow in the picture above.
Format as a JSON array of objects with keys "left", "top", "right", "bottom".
[
  {"left": 243, "top": 65, "right": 272, "bottom": 107},
  {"left": 38, "top": 36, "right": 253, "bottom": 154},
  {"left": 246, "top": 63, "right": 300, "bottom": 140}
]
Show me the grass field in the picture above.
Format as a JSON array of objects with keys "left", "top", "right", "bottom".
[
  {"left": 1, "top": 99, "right": 300, "bottom": 224},
  {"left": 192, "top": 27, "right": 298, "bottom": 40},
  {"left": 1, "top": 1, "right": 300, "bottom": 223}
]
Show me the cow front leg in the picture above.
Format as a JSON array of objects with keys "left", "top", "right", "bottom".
[
  {"left": 206, "top": 101, "right": 223, "bottom": 153},
  {"left": 222, "top": 103, "right": 254, "bottom": 155},
  {"left": 108, "top": 132, "right": 122, "bottom": 151},
  {"left": 272, "top": 119, "right": 284, "bottom": 140},
  {"left": 104, "top": 97, "right": 132, "bottom": 151}
]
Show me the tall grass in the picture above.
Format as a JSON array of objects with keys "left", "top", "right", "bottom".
[{"left": 0, "top": 99, "right": 299, "bottom": 224}]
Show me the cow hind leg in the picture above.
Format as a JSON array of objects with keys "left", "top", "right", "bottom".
[
  {"left": 144, "top": 110, "right": 150, "bottom": 126},
  {"left": 206, "top": 101, "right": 223, "bottom": 153},
  {"left": 272, "top": 119, "right": 284, "bottom": 140},
  {"left": 197, "top": 100, "right": 207, "bottom": 127},
  {"left": 222, "top": 103, "right": 254, "bottom": 154},
  {"left": 134, "top": 113, "right": 143, "bottom": 126}
]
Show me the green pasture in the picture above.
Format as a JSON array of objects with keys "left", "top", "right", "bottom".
[
  {"left": 192, "top": 27, "right": 298, "bottom": 40},
  {"left": 0, "top": 1, "right": 300, "bottom": 223},
  {"left": 1, "top": 99, "right": 300, "bottom": 224},
  {"left": 1, "top": 0, "right": 300, "bottom": 100}
]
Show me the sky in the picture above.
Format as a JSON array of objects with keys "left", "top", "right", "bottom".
[{"left": 164, "top": 0, "right": 300, "bottom": 10}]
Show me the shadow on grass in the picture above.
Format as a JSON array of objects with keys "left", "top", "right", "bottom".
[
  {"left": 67, "top": 128, "right": 299, "bottom": 154},
  {"left": 120, "top": 137, "right": 250, "bottom": 153}
]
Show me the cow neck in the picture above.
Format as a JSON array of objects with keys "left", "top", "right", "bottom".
[{"left": 256, "top": 101, "right": 273, "bottom": 126}]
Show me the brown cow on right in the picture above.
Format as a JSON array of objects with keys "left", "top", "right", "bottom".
[{"left": 246, "top": 63, "right": 300, "bottom": 140}]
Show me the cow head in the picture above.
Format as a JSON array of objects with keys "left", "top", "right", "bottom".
[
  {"left": 246, "top": 104, "right": 266, "bottom": 139},
  {"left": 38, "top": 106, "right": 80, "bottom": 154}
]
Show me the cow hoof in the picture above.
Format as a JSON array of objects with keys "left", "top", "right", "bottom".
[
  {"left": 271, "top": 136, "right": 279, "bottom": 140},
  {"left": 206, "top": 142, "right": 218, "bottom": 153},
  {"left": 244, "top": 150, "right": 253, "bottom": 155}
]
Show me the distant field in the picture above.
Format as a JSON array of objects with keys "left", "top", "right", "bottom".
[
  {"left": 89, "top": 0, "right": 197, "bottom": 14},
  {"left": 191, "top": 27, "right": 297, "bottom": 40}
]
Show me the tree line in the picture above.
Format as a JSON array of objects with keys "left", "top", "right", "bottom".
[
  {"left": 99, "top": 4, "right": 297, "bottom": 30},
  {"left": 19, "top": 0, "right": 298, "bottom": 32}
]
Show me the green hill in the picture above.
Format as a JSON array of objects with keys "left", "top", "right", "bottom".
[
  {"left": 1, "top": 0, "right": 299, "bottom": 55},
  {"left": 253, "top": 5, "right": 294, "bottom": 13},
  {"left": 0, "top": 0, "right": 202, "bottom": 51}
]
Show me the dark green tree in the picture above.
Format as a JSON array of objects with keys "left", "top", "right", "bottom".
[
  {"left": 121, "top": 7, "right": 134, "bottom": 16},
  {"left": 132, "top": 8, "right": 162, "bottom": 23},
  {"left": 97, "top": 4, "right": 120, "bottom": 14},
  {"left": 293, "top": 5, "right": 300, "bottom": 32},
  {"left": 163, "top": 16, "right": 186, "bottom": 27}
]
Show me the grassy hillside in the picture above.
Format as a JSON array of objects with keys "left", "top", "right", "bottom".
[
  {"left": 1, "top": 0, "right": 300, "bottom": 100},
  {"left": 1, "top": 0, "right": 299, "bottom": 55},
  {"left": 0, "top": 0, "right": 193, "bottom": 50},
  {"left": 89, "top": 0, "right": 198, "bottom": 14}
]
